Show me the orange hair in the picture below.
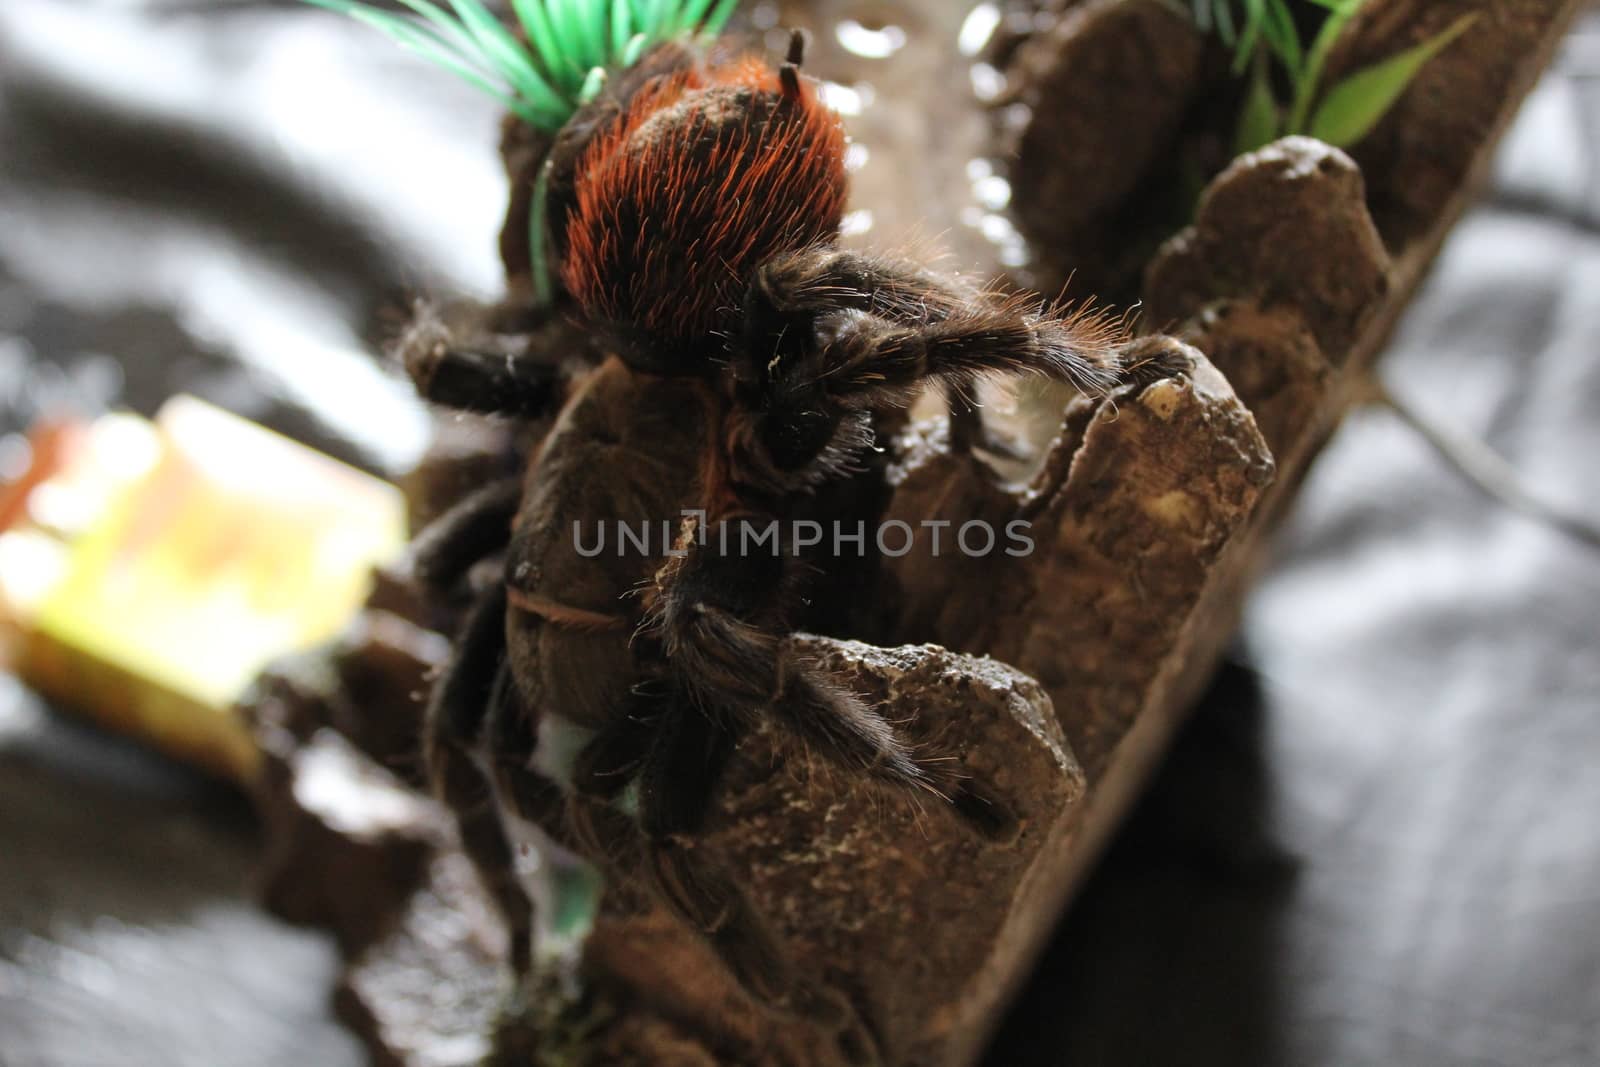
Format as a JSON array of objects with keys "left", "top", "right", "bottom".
[{"left": 561, "top": 54, "right": 848, "bottom": 345}]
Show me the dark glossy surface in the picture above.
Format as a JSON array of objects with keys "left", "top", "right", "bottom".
[{"left": 2, "top": 3, "right": 1598, "bottom": 1065}]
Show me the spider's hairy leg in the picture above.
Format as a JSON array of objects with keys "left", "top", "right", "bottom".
[
  {"left": 406, "top": 477, "right": 523, "bottom": 591},
  {"left": 650, "top": 519, "right": 1014, "bottom": 838},
  {"left": 747, "top": 246, "right": 1161, "bottom": 387},
  {"left": 945, "top": 372, "right": 1029, "bottom": 460},
  {"left": 423, "top": 583, "right": 536, "bottom": 975},
  {"left": 727, "top": 298, "right": 1125, "bottom": 494},
  {"left": 817, "top": 296, "right": 1132, "bottom": 408},
  {"left": 744, "top": 248, "right": 1035, "bottom": 458},
  {"left": 743, "top": 248, "right": 973, "bottom": 333},
  {"left": 732, "top": 251, "right": 1187, "bottom": 491},
  {"left": 392, "top": 301, "right": 568, "bottom": 417},
  {"left": 633, "top": 694, "right": 850, "bottom": 1026},
  {"left": 772, "top": 657, "right": 1018, "bottom": 841}
]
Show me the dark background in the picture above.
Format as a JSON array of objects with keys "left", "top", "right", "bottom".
[{"left": 3, "top": 2, "right": 1599, "bottom": 1064}]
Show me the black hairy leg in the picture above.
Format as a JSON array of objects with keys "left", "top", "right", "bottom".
[
  {"left": 422, "top": 583, "right": 536, "bottom": 974},
  {"left": 728, "top": 248, "right": 1162, "bottom": 494},
  {"left": 648, "top": 518, "right": 1015, "bottom": 839},
  {"left": 547, "top": 680, "right": 846, "bottom": 1024},
  {"left": 635, "top": 694, "right": 850, "bottom": 1025},
  {"left": 739, "top": 246, "right": 1031, "bottom": 460},
  {"left": 945, "top": 372, "right": 1028, "bottom": 460},
  {"left": 406, "top": 476, "right": 523, "bottom": 591}
]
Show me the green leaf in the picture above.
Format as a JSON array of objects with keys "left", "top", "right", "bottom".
[
  {"left": 676, "top": 0, "right": 717, "bottom": 34},
  {"left": 573, "top": 0, "right": 610, "bottom": 72},
  {"left": 1229, "top": 0, "right": 1263, "bottom": 75},
  {"left": 648, "top": 0, "right": 672, "bottom": 34},
  {"left": 627, "top": 0, "right": 654, "bottom": 34},
  {"left": 349, "top": 9, "right": 550, "bottom": 126},
  {"left": 611, "top": 0, "right": 634, "bottom": 56},
  {"left": 1288, "top": 0, "right": 1367, "bottom": 131},
  {"left": 622, "top": 31, "right": 649, "bottom": 65},
  {"left": 703, "top": 0, "right": 740, "bottom": 38},
  {"left": 1259, "top": 0, "right": 1301, "bottom": 80},
  {"left": 1233, "top": 54, "right": 1280, "bottom": 156},
  {"left": 446, "top": 0, "right": 567, "bottom": 113},
  {"left": 529, "top": 156, "right": 556, "bottom": 307},
  {"left": 1309, "top": 13, "right": 1477, "bottom": 147},
  {"left": 546, "top": 0, "right": 589, "bottom": 76},
  {"left": 578, "top": 65, "right": 607, "bottom": 104},
  {"left": 387, "top": 0, "right": 489, "bottom": 58},
  {"left": 1213, "top": 0, "right": 1236, "bottom": 47},
  {"left": 508, "top": 0, "right": 568, "bottom": 87}
]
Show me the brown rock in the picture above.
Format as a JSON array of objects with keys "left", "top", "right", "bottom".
[
  {"left": 1003, "top": 0, "right": 1205, "bottom": 294},
  {"left": 327, "top": 610, "right": 449, "bottom": 785},
  {"left": 1325, "top": 0, "right": 1584, "bottom": 246},
  {"left": 251, "top": 713, "right": 443, "bottom": 955},
  {"left": 882, "top": 347, "right": 1274, "bottom": 777},
  {"left": 583, "top": 638, "right": 1084, "bottom": 1067},
  {"left": 1173, "top": 301, "right": 1334, "bottom": 462},
  {"left": 336, "top": 850, "right": 513, "bottom": 1067},
  {"left": 1144, "top": 137, "right": 1393, "bottom": 359}
]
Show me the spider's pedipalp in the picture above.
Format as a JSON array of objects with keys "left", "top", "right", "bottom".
[{"left": 392, "top": 300, "right": 571, "bottom": 416}]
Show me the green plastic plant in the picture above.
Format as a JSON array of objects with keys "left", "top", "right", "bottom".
[
  {"left": 304, "top": 0, "right": 741, "bottom": 304},
  {"left": 306, "top": 0, "right": 740, "bottom": 130},
  {"left": 1190, "top": 0, "right": 1478, "bottom": 157}
]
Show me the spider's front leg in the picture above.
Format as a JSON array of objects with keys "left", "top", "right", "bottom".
[
  {"left": 560, "top": 679, "right": 851, "bottom": 1026},
  {"left": 647, "top": 520, "right": 1015, "bottom": 840},
  {"left": 733, "top": 247, "right": 1190, "bottom": 487},
  {"left": 423, "top": 583, "right": 540, "bottom": 975}
]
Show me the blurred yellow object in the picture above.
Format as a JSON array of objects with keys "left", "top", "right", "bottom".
[{"left": 0, "top": 397, "right": 407, "bottom": 781}]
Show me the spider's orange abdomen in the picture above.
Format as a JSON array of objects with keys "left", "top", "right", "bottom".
[{"left": 561, "top": 54, "right": 848, "bottom": 348}]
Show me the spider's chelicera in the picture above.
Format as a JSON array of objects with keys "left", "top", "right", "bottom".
[{"left": 391, "top": 29, "right": 1185, "bottom": 1027}]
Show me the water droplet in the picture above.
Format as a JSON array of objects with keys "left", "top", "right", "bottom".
[
  {"left": 958, "top": 3, "right": 1002, "bottom": 57},
  {"left": 835, "top": 19, "right": 907, "bottom": 60},
  {"left": 970, "top": 62, "right": 1006, "bottom": 103},
  {"left": 820, "top": 81, "right": 867, "bottom": 116},
  {"left": 840, "top": 209, "right": 875, "bottom": 237},
  {"left": 974, "top": 175, "right": 1012, "bottom": 210},
  {"left": 751, "top": 1, "right": 781, "bottom": 30}
]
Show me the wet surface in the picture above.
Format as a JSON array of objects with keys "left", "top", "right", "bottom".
[{"left": 3, "top": 2, "right": 1600, "bottom": 1064}]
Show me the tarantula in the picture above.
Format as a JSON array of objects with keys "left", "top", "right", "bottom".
[{"left": 397, "top": 32, "right": 1181, "bottom": 1027}]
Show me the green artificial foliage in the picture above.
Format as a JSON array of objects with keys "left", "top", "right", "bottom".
[
  {"left": 1187, "top": 0, "right": 1478, "bottom": 156},
  {"left": 305, "top": 0, "right": 739, "bottom": 130},
  {"left": 303, "top": 0, "right": 742, "bottom": 305}
]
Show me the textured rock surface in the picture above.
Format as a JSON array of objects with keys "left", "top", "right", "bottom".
[
  {"left": 583, "top": 638, "right": 1084, "bottom": 1067},
  {"left": 1171, "top": 302, "right": 1333, "bottom": 463},
  {"left": 882, "top": 351, "right": 1273, "bottom": 779},
  {"left": 1144, "top": 138, "right": 1392, "bottom": 359},
  {"left": 336, "top": 851, "right": 511, "bottom": 1067},
  {"left": 1002, "top": 0, "right": 1205, "bottom": 296},
  {"left": 1326, "top": 0, "right": 1581, "bottom": 246},
  {"left": 246, "top": 636, "right": 446, "bottom": 956}
]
